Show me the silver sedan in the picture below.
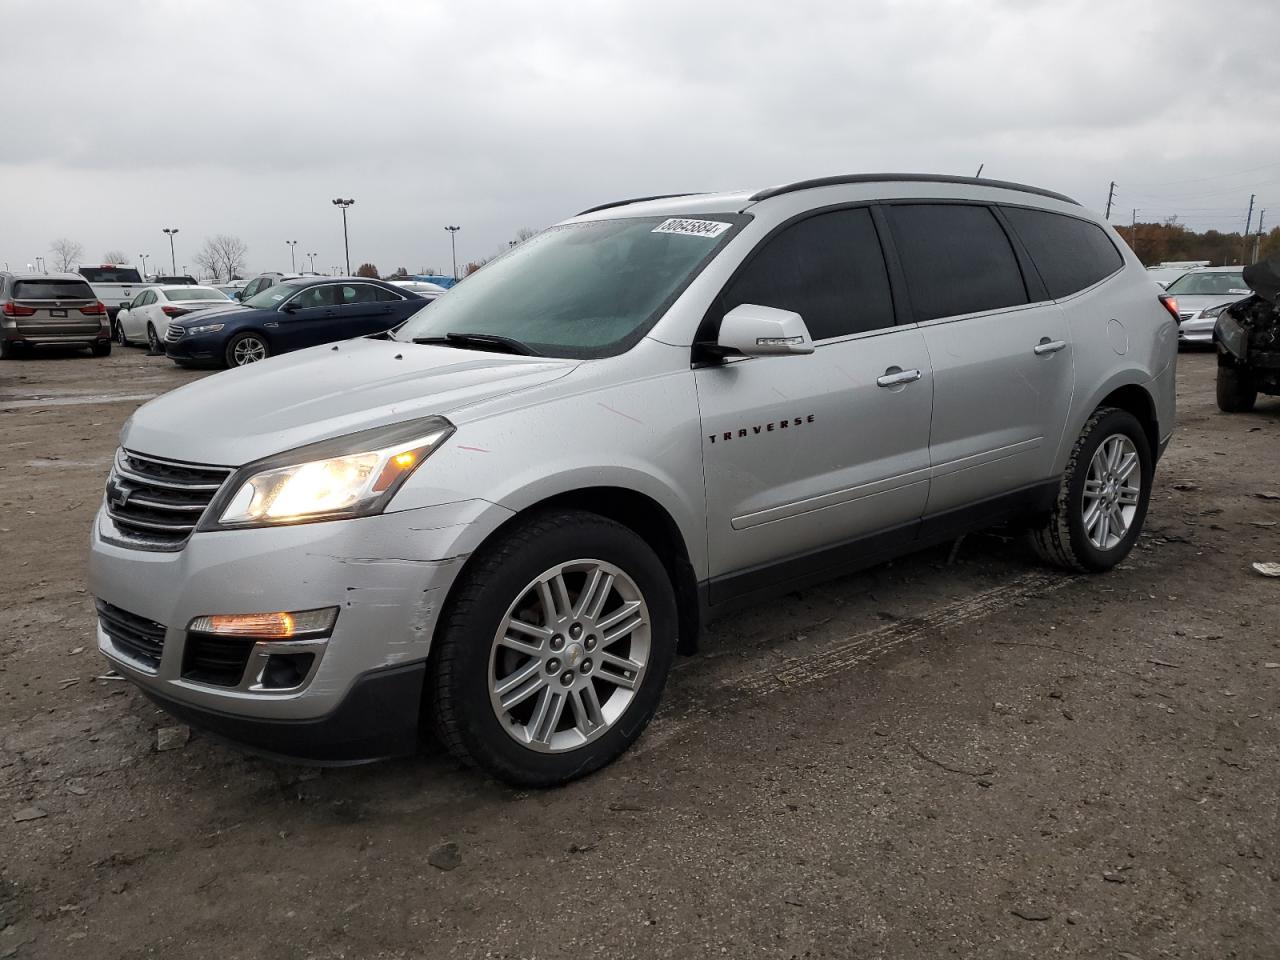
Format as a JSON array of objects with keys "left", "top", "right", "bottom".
[{"left": 1164, "top": 267, "right": 1251, "bottom": 345}]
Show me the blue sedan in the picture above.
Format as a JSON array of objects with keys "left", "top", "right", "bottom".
[{"left": 163, "top": 277, "right": 430, "bottom": 368}]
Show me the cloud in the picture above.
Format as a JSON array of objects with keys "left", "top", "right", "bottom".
[{"left": 3, "top": 0, "right": 1277, "bottom": 273}]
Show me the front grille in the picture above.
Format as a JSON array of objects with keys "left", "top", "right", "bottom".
[
  {"left": 96, "top": 600, "right": 166, "bottom": 671},
  {"left": 1178, "top": 312, "right": 1195, "bottom": 321},
  {"left": 182, "top": 633, "right": 254, "bottom": 686},
  {"left": 104, "top": 448, "right": 234, "bottom": 551},
  {"left": 164, "top": 327, "right": 185, "bottom": 343}
]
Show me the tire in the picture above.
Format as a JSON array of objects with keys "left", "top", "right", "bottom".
[
  {"left": 91, "top": 341, "right": 111, "bottom": 357},
  {"left": 0, "top": 339, "right": 16, "bottom": 360},
  {"left": 430, "top": 510, "right": 678, "bottom": 787},
  {"left": 116, "top": 322, "right": 130, "bottom": 347},
  {"left": 1030, "top": 407, "right": 1153, "bottom": 573},
  {"left": 146, "top": 324, "right": 161, "bottom": 354},
  {"left": 225, "top": 332, "right": 269, "bottom": 367},
  {"left": 1216, "top": 364, "right": 1257, "bottom": 413}
]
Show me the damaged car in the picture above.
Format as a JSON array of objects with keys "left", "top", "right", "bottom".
[{"left": 1214, "top": 254, "right": 1280, "bottom": 412}]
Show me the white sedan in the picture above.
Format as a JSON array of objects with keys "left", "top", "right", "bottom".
[
  {"left": 389, "top": 280, "right": 447, "bottom": 300},
  {"left": 116, "top": 285, "right": 233, "bottom": 351}
]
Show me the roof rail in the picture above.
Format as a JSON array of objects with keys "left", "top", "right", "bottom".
[
  {"left": 576, "top": 193, "right": 702, "bottom": 216},
  {"left": 749, "top": 173, "right": 1079, "bottom": 206}
]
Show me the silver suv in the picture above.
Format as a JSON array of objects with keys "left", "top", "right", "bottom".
[{"left": 88, "top": 174, "right": 1177, "bottom": 785}]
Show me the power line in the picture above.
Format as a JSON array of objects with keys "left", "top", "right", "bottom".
[{"left": 1140, "top": 158, "right": 1280, "bottom": 189}]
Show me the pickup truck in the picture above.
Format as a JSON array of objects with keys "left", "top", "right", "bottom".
[{"left": 77, "top": 265, "right": 145, "bottom": 328}]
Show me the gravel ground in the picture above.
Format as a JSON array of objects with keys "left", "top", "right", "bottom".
[{"left": 1, "top": 346, "right": 1277, "bottom": 959}]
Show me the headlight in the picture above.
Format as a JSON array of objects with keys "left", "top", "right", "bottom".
[
  {"left": 186, "top": 323, "right": 224, "bottom": 335},
  {"left": 1215, "top": 311, "right": 1248, "bottom": 359},
  {"left": 1201, "top": 303, "right": 1231, "bottom": 320},
  {"left": 206, "top": 416, "right": 454, "bottom": 529}
]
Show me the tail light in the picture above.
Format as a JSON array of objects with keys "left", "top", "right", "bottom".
[
  {"left": 2, "top": 302, "right": 37, "bottom": 317},
  {"left": 1159, "top": 294, "right": 1180, "bottom": 322},
  {"left": 79, "top": 302, "right": 107, "bottom": 316},
  {"left": 161, "top": 305, "right": 189, "bottom": 318}
]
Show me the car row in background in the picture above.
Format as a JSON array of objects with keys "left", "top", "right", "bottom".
[
  {"left": 162, "top": 276, "right": 435, "bottom": 368},
  {"left": 116, "top": 285, "right": 235, "bottom": 351},
  {"left": 0, "top": 271, "right": 112, "bottom": 358},
  {"left": 1166, "top": 266, "right": 1251, "bottom": 346}
]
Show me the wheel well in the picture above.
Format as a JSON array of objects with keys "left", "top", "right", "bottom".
[
  {"left": 442, "top": 487, "right": 701, "bottom": 656},
  {"left": 1097, "top": 384, "right": 1159, "bottom": 454}
]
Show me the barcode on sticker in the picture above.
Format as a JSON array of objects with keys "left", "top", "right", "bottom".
[{"left": 652, "top": 218, "right": 731, "bottom": 238}]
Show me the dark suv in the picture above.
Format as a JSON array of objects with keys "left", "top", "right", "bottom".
[{"left": 0, "top": 272, "right": 111, "bottom": 358}]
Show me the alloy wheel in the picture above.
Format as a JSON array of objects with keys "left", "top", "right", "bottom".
[
  {"left": 1082, "top": 434, "right": 1140, "bottom": 550},
  {"left": 232, "top": 336, "right": 267, "bottom": 365},
  {"left": 488, "top": 559, "right": 650, "bottom": 753}
]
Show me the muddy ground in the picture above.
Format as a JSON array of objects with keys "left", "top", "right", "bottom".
[{"left": 0, "top": 346, "right": 1277, "bottom": 959}]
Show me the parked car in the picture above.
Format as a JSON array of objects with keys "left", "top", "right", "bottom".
[
  {"left": 1, "top": 272, "right": 111, "bottom": 358},
  {"left": 237, "top": 272, "right": 303, "bottom": 302},
  {"left": 215, "top": 280, "right": 249, "bottom": 301},
  {"left": 163, "top": 277, "right": 426, "bottom": 367},
  {"left": 1214, "top": 253, "right": 1280, "bottom": 411},
  {"left": 152, "top": 275, "right": 198, "bottom": 286},
  {"left": 1146, "top": 261, "right": 1210, "bottom": 289},
  {"left": 116, "top": 285, "right": 233, "bottom": 351},
  {"left": 389, "top": 280, "right": 448, "bottom": 299},
  {"left": 89, "top": 173, "right": 1176, "bottom": 785},
  {"left": 78, "top": 264, "right": 143, "bottom": 328},
  {"left": 1164, "top": 266, "right": 1251, "bottom": 346}
]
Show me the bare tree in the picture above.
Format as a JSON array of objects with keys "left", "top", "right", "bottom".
[
  {"left": 49, "top": 238, "right": 84, "bottom": 272},
  {"left": 195, "top": 234, "right": 249, "bottom": 281},
  {"left": 102, "top": 250, "right": 129, "bottom": 265},
  {"left": 513, "top": 227, "right": 538, "bottom": 243}
]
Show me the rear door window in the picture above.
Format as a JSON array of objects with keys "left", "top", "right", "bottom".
[
  {"left": 718, "top": 207, "right": 895, "bottom": 341},
  {"left": 13, "top": 279, "right": 95, "bottom": 300},
  {"left": 884, "top": 204, "right": 1028, "bottom": 322},
  {"left": 1001, "top": 207, "right": 1124, "bottom": 299},
  {"left": 339, "top": 284, "right": 381, "bottom": 305}
]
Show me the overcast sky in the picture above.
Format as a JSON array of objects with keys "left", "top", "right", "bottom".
[{"left": 4, "top": 0, "right": 1278, "bottom": 277}]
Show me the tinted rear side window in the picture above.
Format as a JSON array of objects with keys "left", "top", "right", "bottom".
[
  {"left": 1001, "top": 207, "right": 1124, "bottom": 299},
  {"left": 719, "top": 207, "right": 894, "bottom": 340},
  {"left": 885, "top": 204, "right": 1028, "bottom": 322},
  {"left": 14, "top": 280, "right": 95, "bottom": 299}
]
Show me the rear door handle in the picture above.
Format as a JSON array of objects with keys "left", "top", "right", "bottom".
[
  {"left": 1034, "top": 338, "right": 1067, "bottom": 356},
  {"left": 876, "top": 367, "right": 922, "bottom": 388}
]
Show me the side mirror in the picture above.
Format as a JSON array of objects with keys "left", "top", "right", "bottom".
[
  {"left": 281, "top": 301, "right": 299, "bottom": 312},
  {"left": 716, "top": 303, "right": 814, "bottom": 357}
]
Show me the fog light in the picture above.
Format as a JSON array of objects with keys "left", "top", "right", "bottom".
[{"left": 188, "top": 607, "right": 337, "bottom": 639}]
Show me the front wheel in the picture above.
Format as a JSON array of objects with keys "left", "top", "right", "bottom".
[
  {"left": 430, "top": 510, "right": 678, "bottom": 786},
  {"left": 116, "top": 322, "right": 130, "bottom": 346},
  {"left": 1216, "top": 364, "right": 1257, "bottom": 413},
  {"left": 146, "top": 323, "right": 162, "bottom": 354},
  {"left": 225, "top": 332, "right": 269, "bottom": 367},
  {"left": 1030, "top": 407, "right": 1153, "bottom": 573}
]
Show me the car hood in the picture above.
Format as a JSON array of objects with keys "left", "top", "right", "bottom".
[
  {"left": 172, "top": 303, "right": 250, "bottom": 322},
  {"left": 124, "top": 337, "right": 581, "bottom": 465}
]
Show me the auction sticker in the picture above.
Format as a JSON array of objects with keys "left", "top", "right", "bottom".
[{"left": 652, "top": 218, "right": 732, "bottom": 238}]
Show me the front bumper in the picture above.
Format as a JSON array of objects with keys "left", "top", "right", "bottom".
[
  {"left": 88, "top": 498, "right": 505, "bottom": 761},
  {"left": 1178, "top": 317, "right": 1215, "bottom": 344},
  {"left": 163, "top": 331, "right": 222, "bottom": 363}
]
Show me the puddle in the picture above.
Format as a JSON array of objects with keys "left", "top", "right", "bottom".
[{"left": 0, "top": 392, "right": 158, "bottom": 409}]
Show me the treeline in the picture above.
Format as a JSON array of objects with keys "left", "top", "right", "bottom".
[{"left": 1117, "top": 221, "right": 1280, "bottom": 267}]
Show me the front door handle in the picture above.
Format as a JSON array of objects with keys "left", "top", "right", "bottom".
[
  {"left": 876, "top": 367, "right": 922, "bottom": 388},
  {"left": 1034, "top": 338, "right": 1067, "bottom": 356}
]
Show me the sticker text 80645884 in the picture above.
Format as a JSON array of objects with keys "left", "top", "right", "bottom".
[{"left": 651, "top": 218, "right": 732, "bottom": 238}]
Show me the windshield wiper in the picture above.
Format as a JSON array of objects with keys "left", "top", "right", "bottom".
[{"left": 411, "top": 332, "right": 539, "bottom": 356}]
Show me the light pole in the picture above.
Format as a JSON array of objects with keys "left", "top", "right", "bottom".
[
  {"left": 331, "top": 199, "right": 354, "bottom": 275},
  {"left": 162, "top": 228, "right": 179, "bottom": 274},
  {"left": 306, "top": 252, "right": 317, "bottom": 273},
  {"left": 445, "top": 225, "right": 461, "bottom": 279},
  {"left": 286, "top": 240, "right": 297, "bottom": 272},
  {"left": 34, "top": 256, "right": 45, "bottom": 273},
  {"left": 139, "top": 253, "right": 150, "bottom": 276}
]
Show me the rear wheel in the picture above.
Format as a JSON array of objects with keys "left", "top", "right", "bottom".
[
  {"left": 1216, "top": 364, "right": 1257, "bottom": 413},
  {"left": 146, "top": 323, "right": 162, "bottom": 354},
  {"left": 430, "top": 510, "right": 678, "bottom": 786},
  {"left": 1030, "top": 407, "right": 1152, "bottom": 573},
  {"left": 226, "top": 332, "right": 269, "bottom": 367}
]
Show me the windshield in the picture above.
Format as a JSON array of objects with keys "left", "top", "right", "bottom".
[
  {"left": 79, "top": 266, "right": 142, "bottom": 283},
  {"left": 243, "top": 280, "right": 304, "bottom": 309},
  {"left": 165, "top": 287, "right": 229, "bottom": 301},
  {"left": 393, "top": 215, "right": 744, "bottom": 358},
  {"left": 1165, "top": 271, "right": 1248, "bottom": 296}
]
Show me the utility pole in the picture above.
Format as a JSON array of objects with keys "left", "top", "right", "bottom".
[
  {"left": 1105, "top": 181, "right": 1117, "bottom": 220},
  {"left": 307, "top": 252, "right": 317, "bottom": 273},
  {"left": 162, "top": 227, "right": 179, "bottom": 274},
  {"left": 1243, "top": 194, "right": 1256, "bottom": 264},
  {"left": 1252, "top": 209, "right": 1266, "bottom": 265},
  {"left": 286, "top": 240, "right": 297, "bottom": 272},
  {"left": 445, "top": 225, "right": 461, "bottom": 279},
  {"left": 139, "top": 253, "right": 150, "bottom": 276},
  {"left": 1130, "top": 209, "right": 1139, "bottom": 259}
]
